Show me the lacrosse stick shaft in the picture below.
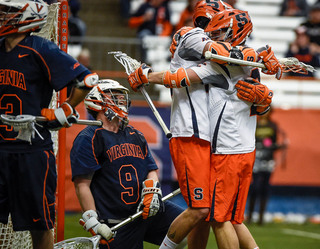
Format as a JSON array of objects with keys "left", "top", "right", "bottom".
[
  {"left": 111, "top": 188, "right": 181, "bottom": 231},
  {"left": 140, "top": 87, "right": 172, "bottom": 138},
  {"left": 109, "top": 51, "right": 172, "bottom": 138},
  {"left": 205, "top": 51, "right": 266, "bottom": 69},
  {"left": 204, "top": 51, "right": 316, "bottom": 73},
  {"left": 35, "top": 116, "right": 102, "bottom": 126}
]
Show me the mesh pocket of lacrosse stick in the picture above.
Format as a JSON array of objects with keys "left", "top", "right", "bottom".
[
  {"left": 0, "top": 114, "right": 43, "bottom": 143},
  {"left": 279, "top": 57, "right": 316, "bottom": 74},
  {"left": 54, "top": 235, "right": 101, "bottom": 249},
  {"left": 0, "top": 114, "right": 36, "bottom": 130}
]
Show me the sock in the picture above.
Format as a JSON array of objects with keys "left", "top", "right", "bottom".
[{"left": 159, "top": 235, "right": 178, "bottom": 249}]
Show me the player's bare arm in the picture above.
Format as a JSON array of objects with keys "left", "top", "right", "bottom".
[{"left": 74, "top": 176, "right": 96, "bottom": 212}]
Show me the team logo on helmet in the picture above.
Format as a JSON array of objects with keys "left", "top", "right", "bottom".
[
  {"left": 0, "top": 0, "right": 48, "bottom": 37},
  {"left": 204, "top": 9, "right": 253, "bottom": 46}
]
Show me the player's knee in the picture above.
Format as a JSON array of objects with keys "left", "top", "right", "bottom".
[{"left": 189, "top": 207, "right": 210, "bottom": 221}]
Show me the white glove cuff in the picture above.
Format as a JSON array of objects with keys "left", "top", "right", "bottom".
[
  {"left": 82, "top": 210, "right": 98, "bottom": 221},
  {"left": 141, "top": 186, "right": 162, "bottom": 197},
  {"left": 54, "top": 102, "right": 73, "bottom": 126},
  {"left": 83, "top": 216, "right": 99, "bottom": 233}
]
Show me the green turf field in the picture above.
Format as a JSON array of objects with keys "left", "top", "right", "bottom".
[{"left": 64, "top": 213, "right": 320, "bottom": 248}]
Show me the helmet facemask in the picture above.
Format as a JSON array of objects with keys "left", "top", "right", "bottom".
[
  {"left": 99, "top": 87, "right": 130, "bottom": 126},
  {"left": 0, "top": 0, "right": 48, "bottom": 37},
  {"left": 85, "top": 80, "right": 130, "bottom": 128}
]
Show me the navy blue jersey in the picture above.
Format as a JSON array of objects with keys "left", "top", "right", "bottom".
[
  {"left": 71, "top": 125, "right": 158, "bottom": 221},
  {"left": 0, "top": 35, "right": 91, "bottom": 152}
]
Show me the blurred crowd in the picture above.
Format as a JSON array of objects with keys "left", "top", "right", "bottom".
[
  {"left": 42, "top": 0, "right": 320, "bottom": 77},
  {"left": 123, "top": 0, "right": 320, "bottom": 78}
]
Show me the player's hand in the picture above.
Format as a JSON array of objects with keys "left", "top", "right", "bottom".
[
  {"left": 41, "top": 102, "right": 79, "bottom": 130},
  {"left": 127, "top": 63, "right": 152, "bottom": 92},
  {"left": 235, "top": 78, "right": 273, "bottom": 106},
  {"left": 170, "top": 26, "right": 194, "bottom": 57},
  {"left": 137, "top": 179, "right": 163, "bottom": 219},
  {"left": 257, "top": 45, "right": 282, "bottom": 80},
  {"left": 255, "top": 104, "right": 271, "bottom": 115},
  {"left": 80, "top": 210, "right": 114, "bottom": 241}
]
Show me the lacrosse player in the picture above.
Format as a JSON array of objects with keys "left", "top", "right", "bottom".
[
  {"left": 70, "top": 80, "right": 186, "bottom": 249},
  {"left": 127, "top": 1, "right": 281, "bottom": 248},
  {"left": 0, "top": 1, "right": 98, "bottom": 248}
]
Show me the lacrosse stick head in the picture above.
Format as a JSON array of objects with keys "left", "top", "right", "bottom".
[
  {"left": 279, "top": 57, "right": 316, "bottom": 74},
  {"left": 53, "top": 235, "right": 101, "bottom": 249},
  {"left": 204, "top": 8, "right": 253, "bottom": 46},
  {"left": 108, "top": 51, "right": 141, "bottom": 74},
  {"left": 0, "top": 114, "right": 38, "bottom": 143},
  {"left": 0, "top": 0, "right": 48, "bottom": 37},
  {"left": 85, "top": 79, "right": 130, "bottom": 126}
]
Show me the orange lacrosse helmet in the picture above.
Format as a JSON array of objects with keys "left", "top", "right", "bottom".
[
  {"left": 193, "top": 0, "right": 232, "bottom": 29},
  {"left": 204, "top": 8, "right": 253, "bottom": 46}
]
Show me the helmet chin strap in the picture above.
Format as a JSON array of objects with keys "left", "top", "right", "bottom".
[
  {"left": 104, "top": 108, "right": 117, "bottom": 122},
  {"left": 104, "top": 108, "right": 128, "bottom": 129}
]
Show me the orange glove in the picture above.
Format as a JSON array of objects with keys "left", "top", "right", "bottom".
[
  {"left": 127, "top": 64, "right": 152, "bottom": 92},
  {"left": 137, "top": 179, "right": 163, "bottom": 219},
  {"left": 170, "top": 26, "right": 194, "bottom": 57},
  {"left": 257, "top": 45, "right": 282, "bottom": 80},
  {"left": 235, "top": 78, "right": 273, "bottom": 106},
  {"left": 251, "top": 104, "right": 271, "bottom": 116},
  {"left": 41, "top": 102, "right": 78, "bottom": 130}
]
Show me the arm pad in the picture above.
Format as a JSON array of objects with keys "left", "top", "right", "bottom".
[{"left": 162, "top": 68, "right": 191, "bottom": 88}]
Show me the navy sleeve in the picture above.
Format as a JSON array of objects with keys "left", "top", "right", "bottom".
[
  {"left": 34, "top": 37, "right": 91, "bottom": 91},
  {"left": 71, "top": 130, "right": 101, "bottom": 180},
  {"left": 138, "top": 131, "right": 158, "bottom": 172}
]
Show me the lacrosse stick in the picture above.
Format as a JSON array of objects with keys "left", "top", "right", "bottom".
[
  {"left": 35, "top": 116, "right": 102, "bottom": 126},
  {"left": 204, "top": 51, "right": 316, "bottom": 74},
  {"left": 111, "top": 187, "right": 181, "bottom": 231},
  {"left": 0, "top": 114, "right": 102, "bottom": 143},
  {"left": 54, "top": 188, "right": 181, "bottom": 249},
  {"left": 108, "top": 51, "right": 172, "bottom": 139},
  {"left": 54, "top": 235, "right": 101, "bottom": 249}
]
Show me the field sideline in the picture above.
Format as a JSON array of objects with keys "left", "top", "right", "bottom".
[{"left": 64, "top": 213, "right": 320, "bottom": 249}]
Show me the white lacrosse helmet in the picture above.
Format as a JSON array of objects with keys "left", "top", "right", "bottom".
[
  {"left": 85, "top": 79, "right": 130, "bottom": 125},
  {"left": 0, "top": 0, "right": 48, "bottom": 37}
]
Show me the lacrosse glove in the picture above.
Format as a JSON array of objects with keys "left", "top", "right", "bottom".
[
  {"left": 41, "top": 102, "right": 79, "bottom": 130},
  {"left": 257, "top": 45, "right": 282, "bottom": 80},
  {"left": 80, "top": 210, "right": 114, "bottom": 241},
  {"left": 235, "top": 78, "right": 273, "bottom": 106},
  {"left": 170, "top": 26, "right": 194, "bottom": 57},
  {"left": 137, "top": 179, "right": 163, "bottom": 219},
  {"left": 127, "top": 64, "right": 152, "bottom": 92}
]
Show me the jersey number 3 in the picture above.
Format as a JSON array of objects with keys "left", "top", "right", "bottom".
[{"left": 0, "top": 94, "right": 22, "bottom": 140}]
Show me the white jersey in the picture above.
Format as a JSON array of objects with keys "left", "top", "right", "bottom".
[
  {"left": 192, "top": 62, "right": 257, "bottom": 154},
  {"left": 170, "top": 28, "right": 211, "bottom": 141}
]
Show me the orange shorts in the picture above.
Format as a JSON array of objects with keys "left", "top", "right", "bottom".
[
  {"left": 169, "top": 137, "right": 211, "bottom": 208},
  {"left": 207, "top": 151, "right": 256, "bottom": 223}
]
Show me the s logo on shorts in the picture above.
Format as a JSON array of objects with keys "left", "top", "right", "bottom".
[{"left": 194, "top": 188, "right": 203, "bottom": 200}]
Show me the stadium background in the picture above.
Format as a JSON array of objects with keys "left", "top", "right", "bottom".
[{"left": 64, "top": 0, "right": 320, "bottom": 223}]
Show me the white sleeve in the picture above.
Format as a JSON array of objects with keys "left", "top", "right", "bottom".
[
  {"left": 191, "top": 62, "right": 231, "bottom": 90},
  {"left": 178, "top": 28, "right": 211, "bottom": 61}
]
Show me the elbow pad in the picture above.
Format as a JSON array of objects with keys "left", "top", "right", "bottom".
[
  {"left": 162, "top": 68, "right": 191, "bottom": 88},
  {"left": 75, "top": 73, "right": 99, "bottom": 90}
]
